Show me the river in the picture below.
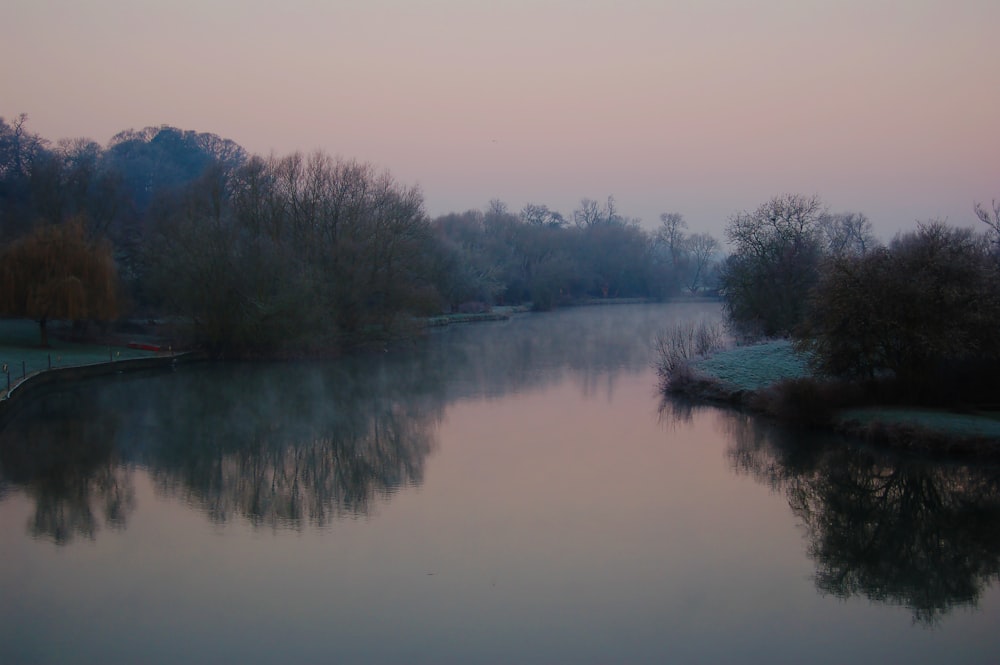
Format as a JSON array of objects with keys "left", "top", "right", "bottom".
[{"left": 1, "top": 302, "right": 998, "bottom": 664}]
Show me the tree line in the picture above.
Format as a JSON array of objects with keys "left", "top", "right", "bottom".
[
  {"left": 0, "top": 115, "right": 722, "bottom": 356},
  {"left": 719, "top": 193, "right": 1000, "bottom": 404}
]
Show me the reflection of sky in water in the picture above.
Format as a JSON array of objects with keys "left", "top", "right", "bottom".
[{"left": 1, "top": 303, "right": 999, "bottom": 664}]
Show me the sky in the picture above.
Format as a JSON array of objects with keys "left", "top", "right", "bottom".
[{"left": 3, "top": 0, "right": 998, "bottom": 241}]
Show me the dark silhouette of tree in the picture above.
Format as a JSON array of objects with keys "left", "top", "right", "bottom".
[
  {"left": 0, "top": 114, "right": 50, "bottom": 241},
  {"left": 0, "top": 219, "right": 119, "bottom": 346},
  {"left": 0, "top": 113, "right": 47, "bottom": 180},
  {"left": 147, "top": 151, "right": 438, "bottom": 355},
  {"left": 719, "top": 193, "right": 826, "bottom": 338},
  {"left": 796, "top": 221, "right": 1000, "bottom": 399},
  {"left": 818, "top": 211, "right": 876, "bottom": 259},
  {"left": 519, "top": 203, "right": 566, "bottom": 228},
  {"left": 683, "top": 232, "right": 720, "bottom": 294},
  {"left": 976, "top": 198, "right": 1000, "bottom": 255},
  {"left": 104, "top": 125, "right": 246, "bottom": 215}
]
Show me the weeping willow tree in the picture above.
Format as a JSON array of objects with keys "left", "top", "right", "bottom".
[{"left": 0, "top": 218, "right": 119, "bottom": 346}]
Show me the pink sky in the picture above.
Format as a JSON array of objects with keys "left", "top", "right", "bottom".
[{"left": 3, "top": 0, "right": 998, "bottom": 240}]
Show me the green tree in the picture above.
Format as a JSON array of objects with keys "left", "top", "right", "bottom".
[{"left": 0, "top": 219, "right": 120, "bottom": 346}]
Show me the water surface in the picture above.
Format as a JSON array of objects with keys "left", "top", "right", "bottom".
[{"left": 1, "top": 303, "right": 998, "bottom": 664}]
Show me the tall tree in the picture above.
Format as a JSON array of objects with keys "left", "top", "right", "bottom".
[
  {"left": 975, "top": 199, "right": 1000, "bottom": 254},
  {"left": 0, "top": 114, "right": 50, "bottom": 241},
  {"left": 720, "top": 194, "right": 826, "bottom": 337},
  {"left": 0, "top": 219, "right": 120, "bottom": 346},
  {"left": 684, "top": 232, "right": 720, "bottom": 294}
]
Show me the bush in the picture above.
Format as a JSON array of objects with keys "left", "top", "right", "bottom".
[
  {"left": 750, "top": 377, "right": 861, "bottom": 427},
  {"left": 796, "top": 221, "right": 1000, "bottom": 401},
  {"left": 654, "top": 320, "right": 726, "bottom": 391}
]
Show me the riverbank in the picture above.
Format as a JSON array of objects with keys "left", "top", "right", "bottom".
[
  {"left": 665, "top": 339, "right": 1000, "bottom": 459},
  {"left": 0, "top": 319, "right": 205, "bottom": 422}
]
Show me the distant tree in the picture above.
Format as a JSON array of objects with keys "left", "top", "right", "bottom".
[
  {"left": 655, "top": 212, "right": 688, "bottom": 265},
  {"left": 0, "top": 113, "right": 47, "bottom": 179},
  {"left": 720, "top": 194, "right": 826, "bottom": 337},
  {"left": 103, "top": 125, "right": 245, "bottom": 215},
  {"left": 574, "top": 219, "right": 650, "bottom": 299},
  {"left": 512, "top": 221, "right": 576, "bottom": 310},
  {"left": 975, "top": 199, "right": 1000, "bottom": 253},
  {"left": 646, "top": 212, "right": 688, "bottom": 299},
  {"left": 818, "top": 211, "right": 877, "bottom": 258},
  {"left": 0, "top": 219, "right": 119, "bottom": 346},
  {"left": 683, "top": 232, "right": 720, "bottom": 294},
  {"left": 519, "top": 203, "right": 566, "bottom": 228},
  {"left": 572, "top": 196, "right": 629, "bottom": 228},
  {"left": 430, "top": 210, "right": 507, "bottom": 308},
  {"left": 0, "top": 114, "right": 51, "bottom": 240},
  {"left": 796, "top": 221, "right": 1000, "bottom": 397}
]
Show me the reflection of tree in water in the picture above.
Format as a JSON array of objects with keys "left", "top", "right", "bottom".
[
  {"left": 430, "top": 302, "right": 722, "bottom": 401},
  {"left": 0, "top": 391, "right": 134, "bottom": 544},
  {"left": 0, "top": 353, "right": 442, "bottom": 538},
  {"left": 1, "top": 303, "right": 720, "bottom": 538},
  {"left": 113, "top": 358, "right": 442, "bottom": 529},
  {"left": 720, "top": 411, "right": 1000, "bottom": 625}
]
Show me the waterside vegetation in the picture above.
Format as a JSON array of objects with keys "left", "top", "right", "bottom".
[
  {"left": 0, "top": 115, "right": 723, "bottom": 358},
  {"left": 658, "top": 195, "right": 1000, "bottom": 455}
]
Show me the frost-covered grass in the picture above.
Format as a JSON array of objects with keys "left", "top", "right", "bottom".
[
  {"left": 691, "top": 339, "right": 810, "bottom": 392},
  {"left": 839, "top": 407, "right": 1000, "bottom": 439},
  {"left": 0, "top": 319, "right": 156, "bottom": 379},
  {"left": 677, "top": 336, "right": 1000, "bottom": 445}
]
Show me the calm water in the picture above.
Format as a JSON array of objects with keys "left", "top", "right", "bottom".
[{"left": 1, "top": 303, "right": 998, "bottom": 664}]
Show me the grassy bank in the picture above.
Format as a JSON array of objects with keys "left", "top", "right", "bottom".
[
  {"left": 0, "top": 319, "right": 162, "bottom": 398},
  {"left": 662, "top": 335, "right": 1000, "bottom": 457}
]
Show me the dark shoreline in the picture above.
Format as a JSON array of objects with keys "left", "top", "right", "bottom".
[
  {"left": 663, "top": 374, "right": 1000, "bottom": 462},
  {"left": 0, "top": 351, "right": 206, "bottom": 428}
]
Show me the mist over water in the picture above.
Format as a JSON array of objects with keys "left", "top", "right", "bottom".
[{"left": 1, "top": 303, "right": 998, "bottom": 664}]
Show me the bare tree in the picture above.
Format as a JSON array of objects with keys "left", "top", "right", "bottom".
[
  {"left": 721, "top": 194, "right": 826, "bottom": 336},
  {"left": 0, "top": 113, "right": 48, "bottom": 178},
  {"left": 975, "top": 199, "right": 1000, "bottom": 251},
  {"left": 573, "top": 195, "right": 625, "bottom": 228},
  {"left": 655, "top": 212, "right": 688, "bottom": 265},
  {"left": 520, "top": 203, "right": 565, "bottom": 228},
  {"left": 818, "top": 211, "right": 877, "bottom": 258},
  {"left": 684, "top": 232, "right": 720, "bottom": 293}
]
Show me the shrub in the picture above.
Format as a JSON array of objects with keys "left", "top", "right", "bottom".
[
  {"left": 750, "top": 377, "right": 861, "bottom": 427},
  {"left": 796, "top": 221, "right": 1000, "bottom": 401},
  {"left": 654, "top": 320, "right": 726, "bottom": 391}
]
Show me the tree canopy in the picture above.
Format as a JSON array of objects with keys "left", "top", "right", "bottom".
[
  {"left": 719, "top": 194, "right": 827, "bottom": 338},
  {"left": 795, "top": 221, "right": 1000, "bottom": 400},
  {"left": 0, "top": 219, "right": 119, "bottom": 346}
]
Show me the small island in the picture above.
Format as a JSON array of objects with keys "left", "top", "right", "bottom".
[{"left": 657, "top": 194, "right": 1000, "bottom": 458}]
